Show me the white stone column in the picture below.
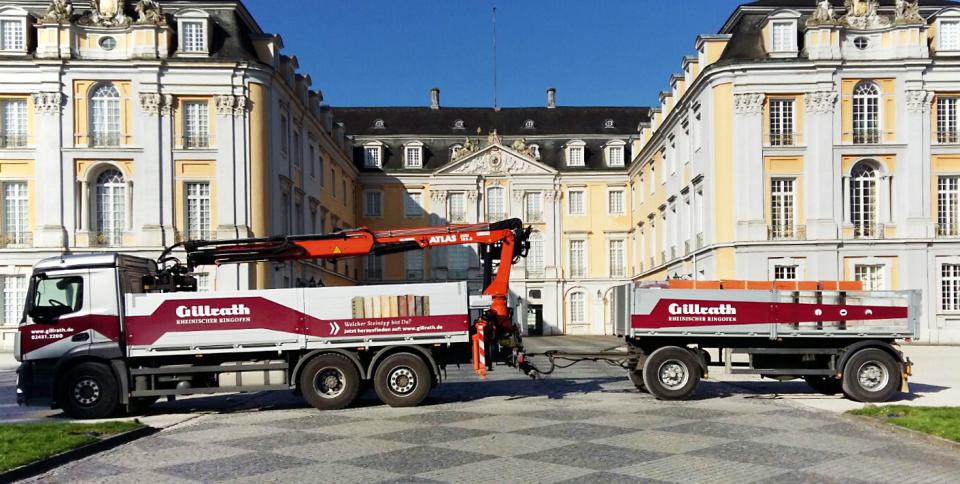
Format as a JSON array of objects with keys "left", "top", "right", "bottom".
[
  {"left": 135, "top": 91, "right": 166, "bottom": 246},
  {"left": 544, "top": 189, "right": 559, "bottom": 279},
  {"left": 903, "top": 89, "right": 934, "bottom": 237},
  {"left": 732, "top": 92, "right": 766, "bottom": 241},
  {"left": 215, "top": 94, "right": 240, "bottom": 240},
  {"left": 31, "top": 92, "right": 67, "bottom": 248},
  {"left": 159, "top": 95, "right": 176, "bottom": 245},
  {"left": 804, "top": 90, "right": 840, "bottom": 239}
]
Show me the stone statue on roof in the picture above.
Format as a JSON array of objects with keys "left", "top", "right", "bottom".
[
  {"left": 487, "top": 129, "right": 502, "bottom": 146},
  {"left": 80, "top": 0, "right": 131, "bottom": 27},
  {"left": 841, "top": 0, "right": 890, "bottom": 29},
  {"left": 40, "top": 0, "right": 73, "bottom": 24},
  {"left": 808, "top": 0, "right": 836, "bottom": 26},
  {"left": 894, "top": 0, "right": 923, "bottom": 25},
  {"left": 135, "top": 0, "right": 166, "bottom": 26}
]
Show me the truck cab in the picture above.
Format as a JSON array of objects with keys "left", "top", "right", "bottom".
[{"left": 15, "top": 254, "right": 155, "bottom": 411}]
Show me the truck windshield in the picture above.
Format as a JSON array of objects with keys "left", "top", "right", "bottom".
[{"left": 28, "top": 275, "right": 83, "bottom": 321}]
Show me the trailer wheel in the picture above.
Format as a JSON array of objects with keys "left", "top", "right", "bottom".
[
  {"left": 642, "top": 347, "right": 700, "bottom": 400},
  {"left": 628, "top": 370, "right": 648, "bottom": 392},
  {"left": 373, "top": 353, "right": 431, "bottom": 408},
  {"left": 841, "top": 348, "right": 900, "bottom": 403},
  {"left": 300, "top": 353, "right": 361, "bottom": 411},
  {"left": 804, "top": 376, "right": 842, "bottom": 395},
  {"left": 58, "top": 362, "right": 120, "bottom": 419}
]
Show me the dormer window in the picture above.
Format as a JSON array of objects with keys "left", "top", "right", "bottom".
[
  {"left": 605, "top": 140, "right": 626, "bottom": 167},
  {"left": 772, "top": 22, "right": 794, "bottom": 52},
  {"left": 363, "top": 143, "right": 383, "bottom": 169},
  {"left": 524, "top": 119, "right": 535, "bottom": 129},
  {"left": 176, "top": 9, "right": 211, "bottom": 55},
  {"left": 939, "top": 12, "right": 960, "bottom": 53},
  {"left": 0, "top": 7, "right": 28, "bottom": 55},
  {"left": 603, "top": 119, "right": 615, "bottom": 129},
  {"left": 373, "top": 118, "right": 385, "bottom": 129},
  {"left": 404, "top": 141, "right": 423, "bottom": 168},
  {"left": 453, "top": 119, "right": 464, "bottom": 129},
  {"left": 566, "top": 140, "right": 586, "bottom": 167},
  {"left": 765, "top": 10, "right": 799, "bottom": 58}
]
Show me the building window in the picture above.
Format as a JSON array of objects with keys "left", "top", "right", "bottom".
[
  {"left": 2, "top": 181, "right": 27, "bottom": 245},
  {"left": 448, "top": 246, "right": 471, "bottom": 279},
  {"left": 609, "top": 239, "right": 626, "bottom": 277},
  {"left": 567, "top": 143, "right": 585, "bottom": 167},
  {"left": 0, "top": 19, "right": 24, "bottom": 52},
  {"left": 405, "top": 144, "right": 422, "bottom": 168},
  {"left": 568, "top": 190, "right": 585, "bottom": 215},
  {"left": 650, "top": 165, "right": 656, "bottom": 194},
  {"left": 939, "top": 176, "right": 960, "bottom": 237},
  {"left": 937, "top": 97, "right": 959, "bottom": 144},
  {"left": 0, "top": 99, "right": 27, "bottom": 148},
  {"left": 184, "top": 182, "right": 211, "bottom": 241},
  {"left": 852, "top": 81, "right": 881, "bottom": 144},
  {"left": 569, "top": 239, "right": 586, "bottom": 277},
  {"left": 770, "top": 178, "right": 796, "bottom": 239},
  {"left": 405, "top": 192, "right": 423, "bottom": 217},
  {"left": 693, "top": 111, "right": 702, "bottom": 151},
  {"left": 405, "top": 251, "right": 424, "bottom": 280},
  {"left": 181, "top": 20, "right": 207, "bottom": 53},
  {"left": 524, "top": 119, "right": 535, "bottom": 129},
  {"left": 453, "top": 119, "right": 464, "bottom": 129},
  {"left": 525, "top": 192, "right": 543, "bottom": 223},
  {"left": 850, "top": 163, "right": 878, "bottom": 237},
  {"left": 0, "top": 274, "right": 26, "bottom": 325},
  {"left": 855, "top": 264, "right": 886, "bottom": 291},
  {"left": 365, "top": 254, "right": 382, "bottom": 281},
  {"left": 279, "top": 115, "right": 289, "bottom": 155},
  {"left": 607, "top": 145, "right": 625, "bottom": 167},
  {"left": 942, "top": 263, "right": 960, "bottom": 311},
  {"left": 280, "top": 191, "right": 290, "bottom": 235},
  {"left": 364, "top": 146, "right": 381, "bottom": 169},
  {"left": 608, "top": 190, "right": 625, "bottom": 215},
  {"left": 772, "top": 21, "right": 794, "bottom": 52},
  {"left": 90, "top": 84, "right": 121, "bottom": 147},
  {"left": 342, "top": 180, "right": 347, "bottom": 207},
  {"left": 527, "top": 231, "right": 544, "bottom": 277},
  {"left": 773, "top": 265, "right": 797, "bottom": 281},
  {"left": 95, "top": 169, "right": 126, "bottom": 246},
  {"left": 486, "top": 186, "right": 505, "bottom": 221},
  {"left": 363, "top": 191, "right": 382, "bottom": 217},
  {"left": 330, "top": 168, "right": 336, "bottom": 197},
  {"left": 318, "top": 152, "right": 325, "bottom": 186},
  {"left": 292, "top": 131, "right": 302, "bottom": 168},
  {"left": 448, "top": 192, "right": 466, "bottom": 222},
  {"left": 941, "top": 20, "right": 960, "bottom": 51},
  {"left": 183, "top": 101, "right": 209, "bottom": 148},
  {"left": 309, "top": 145, "right": 316, "bottom": 177},
  {"left": 569, "top": 291, "right": 586, "bottom": 323},
  {"left": 194, "top": 272, "right": 211, "bottom": 291},
  {"left": 768, "top": 99, "right": 795, "bottom": 146}
]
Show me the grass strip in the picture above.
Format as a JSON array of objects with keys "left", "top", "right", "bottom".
[
  {"left": 849, "top": 405, "right": 960, "bottom": 443},
  {"left": 0, "top": 421, "right": 143, "bottom": 473}
]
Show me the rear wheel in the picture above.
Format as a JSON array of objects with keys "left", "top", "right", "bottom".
[
  {"left": 373, "top": 353, "right": 431, "bottom": 407},
  {"left": 300, "top": 353, "right": 361, "bottom": 410},
  {"left": 804, "top": 375, "right": 842, "bottom": 395},
  {"left": 642, "top": 347, "right": 700, "bottom": 401},
  {"left": 842, "top": 348, "right": 900, "bottom": 403},
  {"left": 58, "top": 362, "right": 120, "bottom": 419}
]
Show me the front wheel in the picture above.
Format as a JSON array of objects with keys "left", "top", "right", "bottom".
[
  {"left": 300, "top": 353, "right": 361, "bottom": 410},
  {"left": 58, "top": 362, "right": 120, "bottom": 419},
  {"left": 373, "top": 353, "right": 431, "bottom": 408},
  {"left": 842, "top": 348, "right": 901, "bottom": 403},
  {"left": 642, "top": 346, "right": 700, "bottom": 401}
]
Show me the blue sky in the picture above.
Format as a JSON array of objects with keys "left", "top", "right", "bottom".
[{"left": 244, "top": 0, "right": 746, "bottom": 107}]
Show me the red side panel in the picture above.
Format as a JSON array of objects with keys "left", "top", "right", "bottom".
[
  {"left": 631, "top": 299, "right": 909, "bottom": 329},
  {"left": 19, "top": 315, "right": 120, "bottom": 354}
]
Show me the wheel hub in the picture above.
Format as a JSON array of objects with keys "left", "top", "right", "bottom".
[
  {"left": 389, "top": 367, "right": 416, "bottom": 394},
  {"left": 857, "top": 362, "right": 888, "bottom": 392},
  {"left": 658, "top": 360, "right": 689, "bottom": 390},
  {"left": 73, "top": 378, "right": 101, "bottom": 406},
  {"left": 315, "top": 368, "right": 345, "bottom": 398}
]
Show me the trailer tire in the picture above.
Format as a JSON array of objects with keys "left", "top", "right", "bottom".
[
  {"left": 628, "top": 370, "right": 648, "bottom": 392},
  {"left": 300, "top": 353, "right": 361, "bottom": 411},
  {"left": 373, "top": 353, "right": 431, "bottom": 408},
  {"left": 58, "top": 362, "right": 120, "bottom": 419},
  {"left": 804, "top": 376, "right": 842, "bottom": 395},
  {"left": 642, "top": 347, "right": 700, "bottom": 401},
  {"left": 841, "top": 348, "right": 900, "bottom": 403}
]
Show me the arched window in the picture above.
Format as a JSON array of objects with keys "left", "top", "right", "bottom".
[
  {"left": 95, "top": 169, "right": 126, "bottom": 246},
  {"left": 90, "top": 84, "right": 121, "bottom": 147},
  {"left": 527, "top": 231, "right": 544, "bottom": 278},
  {"left": 486, "top": 186, "right": 505, "bottom": 221},
  {"left": 852, "top": 81, "right": 881, "bottom": 144},
  {"left": 850, "top": 162, "right": 878, "bottom": 237},
  {"left": 569, "top": 291, "right": 586, "bottom": 324}
]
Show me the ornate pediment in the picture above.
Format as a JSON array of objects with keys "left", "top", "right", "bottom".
[{"left": 438, "top": 143, "right": 556, "bottom": 176}]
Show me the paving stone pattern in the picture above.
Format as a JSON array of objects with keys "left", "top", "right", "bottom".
[{"left": 23, "top": 337, "right": 960, "bottom": 483}]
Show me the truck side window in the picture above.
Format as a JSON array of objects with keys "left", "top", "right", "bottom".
[{"left": 29, "top": 276, "right": 84, "bottom": 321}]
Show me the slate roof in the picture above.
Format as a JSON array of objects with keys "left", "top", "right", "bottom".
[{"left": 332, "top": 107, "right": 650, "bottom": 173}]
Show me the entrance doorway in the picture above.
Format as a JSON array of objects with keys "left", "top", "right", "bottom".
[{"left": 527, "top": 305, "right": 544, "bottom": 336}]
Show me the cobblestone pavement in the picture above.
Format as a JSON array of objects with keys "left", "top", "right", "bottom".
[{"left": 22, "top": 337, "right": 960, "bottom": 483}]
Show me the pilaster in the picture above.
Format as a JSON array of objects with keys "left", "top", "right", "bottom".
[
  {"left": 32, "top": 91, "right": 67, "bottom": 248},
  {"left": 903, "top": 89, "right": 934, "bottom": 237},
  {"left": 804, "top": 90, "right": 840, "bottom": 239},
  {"left": 732, "top": 92, "right": 766, "bottom": 241}
]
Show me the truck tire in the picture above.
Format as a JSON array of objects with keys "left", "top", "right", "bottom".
[
  {"left": 58, "top": 362, "right": 120, "bottom": 419},
  {"left": 642, "top": 346, "right": 700, "bottom": 400},
  {"left": 373, "top": 353, "right": 431, "bottom": 408},
  {"left": 628, "top": 370, "right": 648, "bottom": 392},
  {"left": 804, "top": 376, "right": 842, "bottom": 395},
  {"left": 841, "top": 348, "right": 900, "bottom": 403},
  {"left": 299, "top": 353, "right": 361, "bottom": 411}
]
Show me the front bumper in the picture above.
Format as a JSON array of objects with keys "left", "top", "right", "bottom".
[{"left": 15, "top": 360, "right": 55, "bottom": 408}]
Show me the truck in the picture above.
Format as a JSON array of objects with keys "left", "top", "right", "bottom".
[{"left": 15, "top": 219, "right": 531, "bottom": 418}]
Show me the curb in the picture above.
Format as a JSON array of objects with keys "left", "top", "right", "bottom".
[
  {"left": 0, "top": 425, "right": 158, "bottom": 483},
  {"left": 843, "top": 413, "right": 960, "bottom": 451}
]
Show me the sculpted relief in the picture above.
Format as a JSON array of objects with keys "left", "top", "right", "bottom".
[{"left": 450, "top": 147, "right": 539, "bottom": 175}]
